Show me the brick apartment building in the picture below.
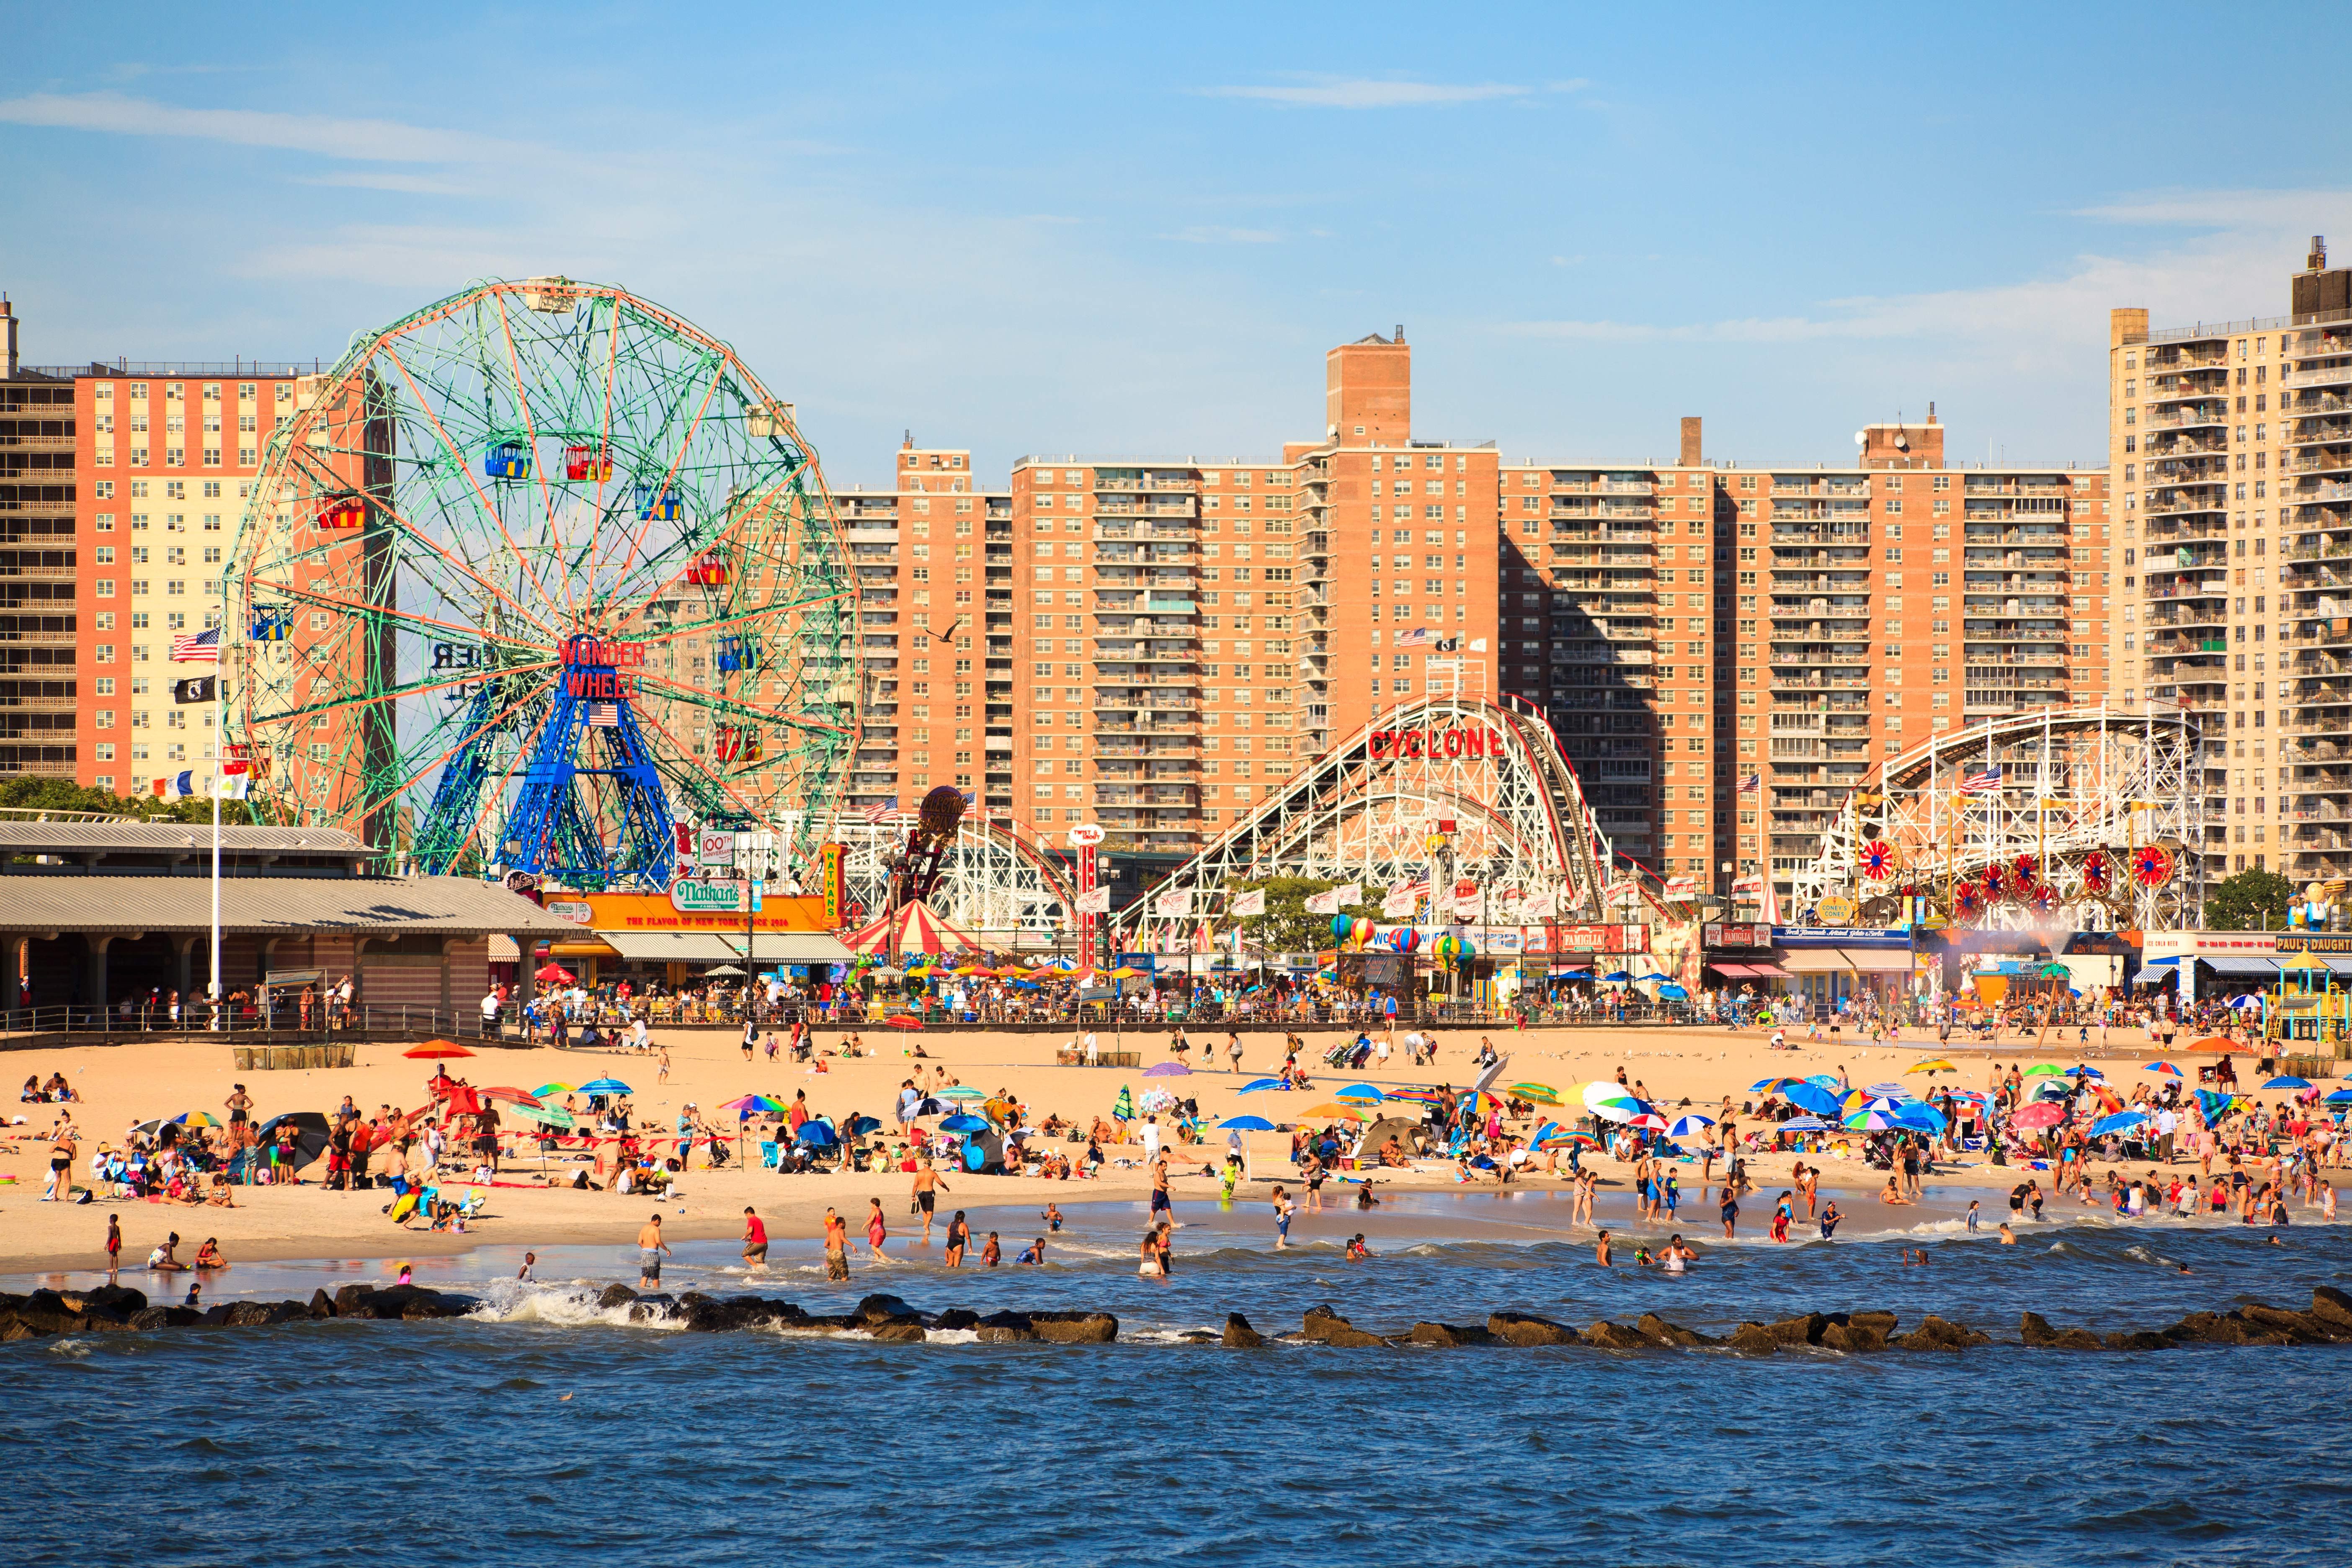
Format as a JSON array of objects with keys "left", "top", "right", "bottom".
[
  {"left": 2110, "top": 236, "right": 2352, "bottom": 885},
  {"left": 0, "top": 297, "right": 320, "bottom": 794}
]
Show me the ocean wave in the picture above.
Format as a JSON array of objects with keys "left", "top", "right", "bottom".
[
  {"left": 468, "top": 1279, "right": 683, "bottom": 1330},
  {"left": 48, "top": 1338, "right": 90, "bottom": 1357}
]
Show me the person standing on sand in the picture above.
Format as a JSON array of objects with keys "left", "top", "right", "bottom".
[
  {"left": 866, "top": 1196, "right": 890, "bottom": 1259},
  {"left": 824, "top": 1207, "right": 851, "bottom": 1279},
  {"left": 656, "top": 1046, "right": 671, "bottom": 1084},
  {"left": 911, "top": 1159, "right": 949, "bottom": 1243},
  {"left": 44, "top": 1124, "right": 75, "bottom": 1202},
  {"left": 637, "top": 1213, "right": 670, "bottom": 1288}
]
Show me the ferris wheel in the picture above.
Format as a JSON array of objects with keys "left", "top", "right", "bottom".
[{"left": 225, "top": 276, "right": 857, "bottom": 889}]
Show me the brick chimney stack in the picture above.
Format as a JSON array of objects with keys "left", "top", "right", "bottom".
[{"left": 1678, "top": 416, "right": 1702, "bottom": 468}]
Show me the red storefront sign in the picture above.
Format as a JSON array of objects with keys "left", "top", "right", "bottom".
[{"left": 1522, "top": 923, "right": 1649, "bottom": 954}]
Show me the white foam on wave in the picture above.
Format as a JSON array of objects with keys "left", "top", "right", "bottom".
[
  {"left": 468, "top": 1277, "right": 683, "bottom": 1330},
  {"left": 48, "top": 1338, "right": 90, "bottom": 1357}
]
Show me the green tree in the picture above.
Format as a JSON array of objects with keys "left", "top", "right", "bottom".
[
  {"left": 2203, "top": 867, "right": 2297, "bottom": 931},
  {"left": 1228, "top": 875, "right": 1381, "bottom": 955}
]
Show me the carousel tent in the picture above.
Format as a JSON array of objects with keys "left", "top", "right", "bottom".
[{"left": 842, "top": 899, "right": 980, "bottom": 958}]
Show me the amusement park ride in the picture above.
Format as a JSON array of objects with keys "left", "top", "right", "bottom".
[
  {"left": 226, "top": 278, "right": 857, "bottom": 887},
  {"left": 220, "top": 277, "right": 2208, "bottom": 947}
]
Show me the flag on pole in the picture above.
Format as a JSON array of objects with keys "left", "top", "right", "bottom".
[
  {"left": 1152, "top": 887, "right": 1194, "bottom": 917},
  {"left": 862, "top": 796, "right": 899, "bottom": 824},
  {"left": 1738, "top": 774, "right": 1761, "bottom": 794},
  {"left": 1381, "top": 888, "right": 1419, "bottom": 918},
  {"left": 1077, "top": 885, "right": 1111, "bottom": 914},
  {"left": 1303, "top": 882, "right": 1361, "bottom": 915},
  {"left": 1395, "top": 627, "right": 1433, "bottom": 648},
  {"left": 1959, "top": 765, "right": 2003, "bottom": 795},
  {"left": 169, "top": 627, "right": 221, "bottom": 662},
  {"left": 1468, "top": 637, "right": 1488, "bottom": 652},
  {"left": 1229, "top": 889, "right": 1266, "bottom": 917},
  {"left": 152, "top": 771, "right": 197, "bottom": 799},
  {"left": 213, "top": 773, "right": 250, "bottom": 801},
  {"left": 172, "top": 675, "right": 217, "bottom": 704}
]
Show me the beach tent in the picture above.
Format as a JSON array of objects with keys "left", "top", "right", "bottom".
[
  {"left": 842, "top": 899, "right": 980, "bottom": 959},
  {"left": 1349, "top": 1114, "right": 1426, "bottom": 1162}
]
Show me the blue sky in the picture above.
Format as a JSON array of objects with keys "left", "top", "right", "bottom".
[{"left": 3, "top": 3, "right": 2345, "bottom": 486}]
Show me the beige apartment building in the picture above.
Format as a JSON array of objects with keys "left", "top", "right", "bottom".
[{"left": 2112, "top": 237, "right": 2352, "bottom": 885}]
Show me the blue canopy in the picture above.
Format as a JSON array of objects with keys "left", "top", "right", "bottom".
[
  {"left": 1217, "top": 1115, "right": 1277, "bottom": 1131},
  {"left": 938, "top": 1113, "right": 990, "bottom": 1133},
  {"left": 2262, "top": 1075, "right": 2313, "bottom": 1090},
  {"left": 2089, "top": 1110, "right": 2146, "bottom": 1137},
  {"left": 1784, "top": 1081, "right": 1845, "bottom": 1117}
]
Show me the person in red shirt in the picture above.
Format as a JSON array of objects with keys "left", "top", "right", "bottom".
[{"left": 741, "top": 1205, "right": 768, "bottom": 1267}]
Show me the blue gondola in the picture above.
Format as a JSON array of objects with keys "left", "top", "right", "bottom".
[
  {"left": 634, "top": 482, "right": 681, "bottom": 521},
  {"left": 484, "top": 440, "right": 531, "bottom": 480},
  {"left": 716, "top": 634, "right": 761, "bottom": 672},
  {"left": 247, "top": 606, "right": 293, "bottom": 642}
]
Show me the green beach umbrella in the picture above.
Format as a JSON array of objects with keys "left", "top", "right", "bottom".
[{"left": 1113, "top": 1084, "right": 1135, "bottom": 1120}]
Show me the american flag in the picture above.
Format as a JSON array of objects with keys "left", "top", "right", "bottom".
[
  {"left": 1738, "top": 773, "right": 1760, "bottom": 794},
  {"left": 1395, "top": 627, "right": 1432, "bottom": 648},
  {"left": 587, "top": 701, "right": 619, "bottom": 727},
  {"left": 169, "top": 627, "right": 220, "bottom": 662},
  {"left": 1959, "top": 764, "right": 2003, "bottom": 795},
  {"left": 862, "top": 795, "right": 898, "bottom": 824}
]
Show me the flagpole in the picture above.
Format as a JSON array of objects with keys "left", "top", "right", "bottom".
[{"left": 209, "top": 678, "right": 222, "bottom": 1031}]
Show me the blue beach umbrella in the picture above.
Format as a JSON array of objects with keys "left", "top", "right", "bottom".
[
  {"left": 1666, "top": 1114, "right": 1715, "bottom": 1138},
  {"left": 1217, "top": 1115, "right": 1277, "bottom": 1131},
  {"left": 1784, "top": 1081, "right": 1844, "bottom": 1117},
  {"left": 938, "top": 1113, "right": 990, "bottom": 1133},
  {"left": 1332, "top": 1083, "right": 1386, "bottom": 1103},
  {"left": 1891, "top": 1102, "right": 1947, "bottom": 1134},
  {"left": 2089, "top": 1110, "right": 2147, "bottom": 1137},
  {"left": 578, "top": 1078, "right": 633, "bottom": 1095},
  {"left": 1236, "top": 1077, "right": 1288, "bottom": 1094},
  {"left": 1774, "top": 1116, "right": 1831, "bottom": 1132},
  {"left": 2262, "top": 1075, "right": 2313, "bottom": 1090},
  {"left": 1657, "top": 983, "right": 1689, "bottom": 1000},
  {"left": 2323, "top": 1089, "right": 2352, "bottom": 1106},
  {"left": 2195, "top": 1089, "right": 2237, "bottom": 1122},
  {"left": 796, "top": 1119, "right": 839, "bottom": 1147}
]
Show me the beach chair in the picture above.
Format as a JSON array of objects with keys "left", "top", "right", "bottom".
[{"left": 759, "top": 1140, "right": 780, "bottom": 1169}]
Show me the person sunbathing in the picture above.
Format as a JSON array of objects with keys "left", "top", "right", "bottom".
[
  {"left": 1379, "top": 1138, "right": 1410, "bottom": 1168},
  {"left": 1878, "top": 1175, "right": 1915, "bottom": 1205}
]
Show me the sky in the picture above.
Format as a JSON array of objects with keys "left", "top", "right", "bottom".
[{"left": 3, "top": 3, "right": 2347, "bottom": 487}]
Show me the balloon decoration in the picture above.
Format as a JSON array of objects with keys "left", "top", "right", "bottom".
[
  {"left": 2132, "top": 845, "right": 2175, "bottom": 888},
  {"left": 1859, "top": 839, "right": 1896, "bottom": 880},
  {"left": 2081, "top": 850, "right": 2111, "bottom": 894},
  {"left": 1389, "top": 928, "right": 1421, "bottom": 954},
  {"left": 1434, "top": 934, "right": 1478, "bottom": 970},
  {"left": 1330, "top": 914, "right": 1351, "bottom": 943},
  {"left": 1952, "top": 879, "right": 1983, "bottom": 918},
  {"left": 1351, "top": 916, "right": 1374, "bottom": 949}
]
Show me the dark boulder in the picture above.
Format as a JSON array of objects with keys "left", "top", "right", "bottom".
[
  {"left": 1848, "top": 1310, "right": 1899, "bottom": 1335},
  {"left": 1896, "top": 1315, "right": 1988, "bottom": 1352},
  {"left": 201, "top": 1304, "right": 234, "bottom": 1326},
  {"left": 1765, "top": 1312, "right": 1829, "bottom": 1347},
  {"left": 1822, "top": 1320, "right": 1890, "bottom": 1354},
  {"left": 224, "top": 1301, "right": 276, "bottom": 1328},
  {"left": 129, "top": 1307, "right": 172, "bottom": 1331},
  {"left": 1581, "top": 1320, "right": 1657, "bottom": 1351},
  {"left": 1635, "top": 1313, "right": 1714, "bottom": 1348},
  {"left": 1221, "top": 1312, "right": 1264, "bottom": 1349},
  {"left": 799, "top": 1313, "right": 864, "bottom": 1331},
  {"left": 2104, "top": 1330, "right": 2174, "bottom": 1352},
  {"left": 627, "top": 1294, "right": 677, "bottom": 1324},
  {"left": 854, "top": 1292, "right": 916, "bottom": 1326},
  {"left": 2310, "top": 1286, "right": 2352, "bottom": 1333},
  {"left": 596, "top": 1284, "right": 640, "bottom": 1310},
  {"left": 307, "top": 1289, "right": 337, "bottom": 1319},
  {"left": 1725, "top": 1323, "right": 1780, "bottom": 1355},
  {"left": 1408, "top": 1322, "right": 1494, "bottom": 1347},
  {"left": 63, "top": 1285, "right": 146, "bottom": 1320},
  {"left": 0, "top": 1318, "right": 46, "bottom": 1342},
  {"left": 933, "top": 1309, "right": 981, "bottom": 1333},
  {"left": 867, "top": 1319, "right": 928, "bottom": 1343},
  {"left": 977, "top": 1310, "right": 1039, "bottom": 1344},
  {"left": 672, "top": 1292, "right": 737, "bottom": 1332},
  {"left": 1029, "top": 1310, "right": 1118, "bottom": 1344},
  {"left": 1486, "top": 1311, "right": 1577, "bottom": 1346},
  {"left": 161, "top": 1306, "right": 204, "bottom": 1327},
  {"left": 2019, "top": 1312, "right": 2102, "bottom": 1350},
  {"left": 333, "top": 1283, "right": 375, "bottom": 1316}
]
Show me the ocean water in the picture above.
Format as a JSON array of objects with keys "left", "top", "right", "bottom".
[{"left": 7, "top": 1185, "right": 2350, "bottom": 1566}]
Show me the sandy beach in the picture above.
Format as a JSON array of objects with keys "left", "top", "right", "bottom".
[{"left": 0, "top": 1016, "right": 2270, "bottom": 1276}]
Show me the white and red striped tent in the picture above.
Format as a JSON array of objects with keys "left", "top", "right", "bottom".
[{"left": 842, "top": 899, "right": 980, "bottom": 958}]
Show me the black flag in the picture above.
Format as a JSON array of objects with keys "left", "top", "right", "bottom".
[
  {"left": 1435, "top": 637, "right": 1460, "bottom": 652},
  {"left": 173, "top": 675, "right": 217, "bottom": 704}
]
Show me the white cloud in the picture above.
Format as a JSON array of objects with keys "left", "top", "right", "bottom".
[
  {"left": 0, "top": 90, "right": 532, "bottom": 164},
  {"left": 1200, "top": 77, "right": 1528, "bottom": 108},
  {"left": 1507, "top": 188, "right": 2352, "bottom": 359},
  {"left": 1171, "top": 225, "right": 1282, "bottom": 245},
  {"left": 295, "top": 170, "right": 485, "bottom": 196}
]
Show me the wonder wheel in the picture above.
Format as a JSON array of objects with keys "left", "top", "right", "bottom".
[{"left": 225, "top": 277, "right": 856, "bottom": 887}]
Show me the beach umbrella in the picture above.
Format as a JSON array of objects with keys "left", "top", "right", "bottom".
[
  {"left": 481, "top": 1086, "right": 544, "bottom": 1108},
  {"left": 1775, "top": 1116, "right": 1831, "bottom": 1132},
  {"left": 1582, "top": 1081, "right": 1645, "bottom": 1122},
  {"left": 2262, "top": 1075, "right": 2313, "bottom": 1090},
  {"left": 797, "top": 1120, "right": 841, "bottom": 1146},
  {"left": 1892, "top": 1102, "right": 1947, "bottom": 1133},
  {"left": 938, "top": 1113, "right": 989, "bottom": 1134},
  {"left": 938, "top": 1086, "right": 986, "bottom": 1101},
  {"left": 578, "top": 1077, "right": 633, "bottom": 1095},
  {"left": 1537, "top": 1128, "right": 1600, "bottom": 1149},
  {"left": 1783, "top": 1081, "right": 1844, "bottom": 1117},
  {"left": 175, "top": 1111, "right": 222, "bottom": 1128},
  {"left": 532, "top": 1082, "right": 575, "bottom": 1098},
  {"left": 848, "top": 1116, "right": 883, "bottom": 1135},
  {"left": 720, "top": 1094, "right": 787, "bottom": 1113},
  {"left": 403, "top": 1040, "right": 475, "bottom": 1060},
  {"left": 1380, "top": 1088, "right": 1445, "bottom": 1104},
  {"left": 1112, "top": 1085, "right": 1135, "bottom": 1119},
  {"left": 1752, "top": 1076, "right": 1804, "bottom": 1093},
  {"left": 1841, "top": 1105, "right": 1905, "bottom": 1131},
  {"left": 1601, "top": 970, "right": 1631, "bottom": 984},
  {"left": 2187, "top": 1036, "right": 2236, "bottom": 1053},
  {"left": 1863, "top": 1081, "right": 1907, "bottom": 1097},
  {"left": 2194, "top": 1089, "right": 2237, "bottom": 1122},
  {"left": 2024, "top": 1063, "right": 2069, "bottom": 1076},
  {"left": 1907, "top": 1059, "right": 1957, "bottom": 1074},
  {"left": 1529, "top": 1119, "right": 1565, "bottom": 1145},
  {"left": 507, "top": 1103, "right": 575, "bottom": 1129},
  {"left": 1657, "top": 983, "right": 1689, "bottom": 1000},
  {"left": 2062, "top": 1066, "right": 2107, "bottom": 1080},
  {"left": 1303, "top": 1103, "right": 1368, "bottom": 1120},
  {"left": 885, "top": 1014, "right": 926, "bottom": 1029},
  {"left": 2089, "top": 1110, "right": 2148, "bottom": 1137},
  {"left": 906, "top": 1096, "right": 952, "bottom": 1119},
  {"left": 1508, "top": 1083, "right": 1563, "bottom": 1105},
  {"left": 2229, "top": 995, "right": 2263, "bottom": 1012},
  {"left": 1218, "top": 1115, "right": 1277, "bottom": 1131},
  {"left": 251, "top": 1111, "right": 331, "bottom": 1168},
  {"left": 1333, "top": 1083, "right": 1387, "bottom": 1103},
  {"left": 2143, "top": 1062, "right": 2185, "bottom": 1078},
  {"left": 1236, "top": 1077, "right": 1288, "bottom": 1094},
  {"left": 2324, "top": 1089, "right": 2352, "bottom": 1106},
  {"left": 1666, "top": 1114, "right": 1715, "bottom": 1138},
  {"left": 534, "top": 963, "right": 575, "bottom": 984},
  {"left": 1142, "top": 1060, "right": 1192, "bottom": 1077},
  {"left": 1627, "top": 1112, "right": 1671, "bottom": 1131},
  {"left": 2011, "top": 1101, "right": 2065, "bottom": 1129}
]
